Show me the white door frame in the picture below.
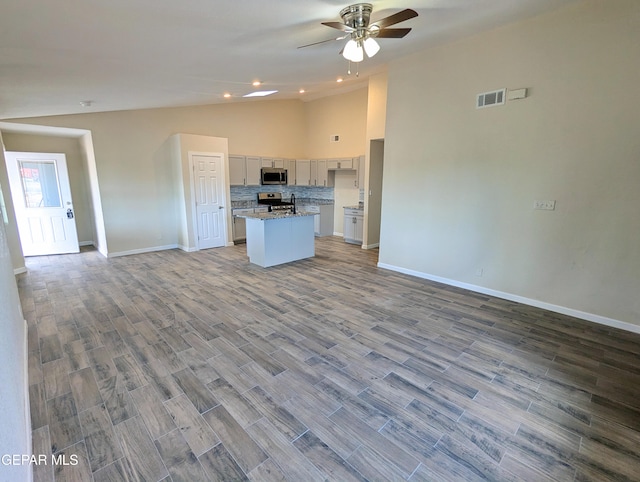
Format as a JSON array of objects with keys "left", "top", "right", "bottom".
[{"left": 188, "top": 151, "right": 230, "bottom": 250}]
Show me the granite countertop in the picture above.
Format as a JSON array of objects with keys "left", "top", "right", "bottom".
[{"left": 235, "top": 210, "right": 319, "bottom": 220}]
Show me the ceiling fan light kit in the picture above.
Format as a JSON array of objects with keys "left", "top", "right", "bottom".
[{"left": 300, "top": 3, "right": 417, "bottom": 69}]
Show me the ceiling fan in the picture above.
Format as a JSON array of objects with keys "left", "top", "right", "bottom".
[{"left": 299, "top": 3, "right": 418, "bottom": 64}]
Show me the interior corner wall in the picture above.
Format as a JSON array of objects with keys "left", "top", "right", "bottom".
[
  {"left": 380, "top": 0, "right": 640, "bottom": 328},
  {"left": 0, "top": 196, "right": 31, "bottom": 481},
  {"left": 0, "top": 133, "right": 25, "bottom": 272}
]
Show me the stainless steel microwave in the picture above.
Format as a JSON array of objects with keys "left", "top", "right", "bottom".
[{"left": 261, "top": 167, "right": 287, "bottom": 185}]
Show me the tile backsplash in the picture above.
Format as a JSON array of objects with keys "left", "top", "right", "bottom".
[{"left": 230, "top": 185, "right": 334, "bottom": 206}]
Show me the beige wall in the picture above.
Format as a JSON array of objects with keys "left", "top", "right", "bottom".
[
  {"left": 0, "top": 134, "right": 30, "bottom": 480},
  {"left": 0, "top": 133, "right": 25, "bottom": 270},
  {"left": 2, "top": 133, "right": 95, "bottom": 244},
  {"left": 5, "top": 101, "right": 308, "bottom": 254},
  {"left": 305, "top": 87, "right": 368, "bottom": 158},
  {"left": 380, "top": 0, "right": 640, "bottom": 328}
]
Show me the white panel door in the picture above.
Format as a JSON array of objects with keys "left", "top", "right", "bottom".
[
  {"left": 5, "top": 151, "right": 79, "bottom": 256},
  {"left": 192, "top": 154, "right": 226, "bottom": 249}
]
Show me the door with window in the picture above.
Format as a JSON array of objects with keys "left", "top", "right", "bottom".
[
  {"left": 5, "top": 151, "right": 79, "bottom": 256},
  {"left": 190, "top": 153, "right": 227, "bottom": 249}
]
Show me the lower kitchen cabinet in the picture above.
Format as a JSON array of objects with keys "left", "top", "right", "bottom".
[
  {"left": 232, "top": 206, "right": 269, "bottom": 242},
  {"left": 343, "top": 207, "right": 363, "bottom": 245},
  {"left": 300, "top": 204, "right": 334, "bottom": 236}
]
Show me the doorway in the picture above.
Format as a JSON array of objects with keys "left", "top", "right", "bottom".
[
  {"left": 4, "top": 151, "right": 79, "bottom": 256},
  {"left": 189, "top": 152, "right": 227, "bottom": 250}
]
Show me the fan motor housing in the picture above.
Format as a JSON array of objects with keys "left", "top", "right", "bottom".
[{"left": 340, "top": 3, "right": 373, "bottom": 29}]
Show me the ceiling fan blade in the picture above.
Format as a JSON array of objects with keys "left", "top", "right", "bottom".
[
  {"left": 371, "top": 9, "right": 418, "bottom": 30},
  {"left": 298, "top": 34, "right": 348, "bottom": 49},
  {"left": 374, "top": 27, "right": 412, "bottom": 39},
  {"left": 321, "top": 21, "right": 354, "bottom": 32}
]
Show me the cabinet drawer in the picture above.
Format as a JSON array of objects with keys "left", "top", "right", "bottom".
[
  {"left": 344, "top": 208, "right": 363, "bottom": 216},
  {"left": 232, "top": 208, "right": 254, "bottom": 216},
  {"left": 303, "top": 205, "right": 320, "bottom": 213}
]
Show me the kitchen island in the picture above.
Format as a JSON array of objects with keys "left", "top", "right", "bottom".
[{"left": 236, "top": 211, "right": 318, "bottom": 267}]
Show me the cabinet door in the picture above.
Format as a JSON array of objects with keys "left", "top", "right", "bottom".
[
  {"left": 356, "top": 155, "right": 365, "bottom": 188},
  {"left": 310, "top": 160, "right": 317, "bottom": 186},
  {"left": 295, "top": 160, "right": 311, "bottom": 186},
  {"left": 273, "top": 158, "right": 284, "bottom": 168},
  {"left": 229, "top": 155, "right": 246, "bottom": 185},
  {"left": 327, "top": 159, "right": 339, "bottom": 170},
  {"left": 354, "top": 215, "right": 364, "bottom": 243},
  {"left": 316, "top": 160, "right": 328, "bottom": 187},
  {"left": 339, "top": 158, "right": 353, "bottom": 169},
  {"left": 344, "top": 215, "right": 355, "bottom": 239},
  {"left": 286, "top": 159, "right": 296, "bottom": 185},
  {"left": 246, "top": 156, "right": 262, "bottom": 185},
  {"left": 261, "top": 157, "right": 273, "bottom": 168}
]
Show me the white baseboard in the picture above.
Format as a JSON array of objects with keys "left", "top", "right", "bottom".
[
  {"left": 13, "top": 266, "right": 27, "bottom": 275},
  {"left": 107, "top": 244, "right": 179, "bottom": 258},
  {"left": 178, "top": 245, "right": 198, "bottom": 252},
  {"left": 78, "top": 240, "right": 94, "bottom": 247},
  {"left": 362, "top": 242, "right": 379, "bottom": 249},
  {"left": 377, "top": 262, "right": 640, "bottom": 335}
]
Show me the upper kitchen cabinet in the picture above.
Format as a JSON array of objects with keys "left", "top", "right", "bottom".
[
  {"left": 327, "top": 158, "right": 353, "bottom": 170},
  {"left": 246, "top": 156, "right": 262, "bottom": 185},
  {"left": 355, "top": 155, "right": 365, "bottom": 188},
  {"left": 315, "top": 159, "right": 333, "bottom": 187},
  {"left": 295, "top": 159, "right": 311, "bottom": 186},
  {"left": 286, "top": 159, "right": 296, "bottom": 186},
  {"left": 261, "top": 158, "right": 285, "bottom": 168},
  {"left": 229, "top": 155, "right": 246, "bottom": 185},
  {"left": 229, "top": 155, "right": 261, "bottom": 185}
]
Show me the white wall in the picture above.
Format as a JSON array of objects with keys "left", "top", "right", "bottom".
[
  {"left": 0, "top": 137, "right": 31, "bottom": 481},
  {"left": 380, "top": 0, "right": 640, "bottom": 328}
]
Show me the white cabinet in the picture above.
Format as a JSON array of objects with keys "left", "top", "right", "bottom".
[
  {"left": 356, "top": 155, "right": 365, "bottom": 188},
  {"left": 295, "top": 159, "right": 311, "bottom": 186},
  {"left": 343, "top": 207, "right": 363, "bottom": 245},
  {"left": 286, "top": 159, "right": 296, "bottom": 186},
  {"left": 246, "top": 156, "right": 262, "bottom": 185},
  {"left": 310, "top": 160, "right": 317, "bottom": 186},
  {"left": 261, "top": 158, "right": 285, "bottom": 168},
  {"left": 316, "top": 160, "right": 332, "bottom": 187},
  {"left": 229, "top": 155, "right": 261, "bottom": 186},
  {"left": 300, "top": 204, "right": 334, "bottom": 236},
  {"left": 328, "top": 158, "right": 353, "bottom": 170},
  {"left": 229, "top": 155, "right": 247, "bottom": 185},
  {"left": 232, "top": 208, "right": 253, "bottom": 241}
]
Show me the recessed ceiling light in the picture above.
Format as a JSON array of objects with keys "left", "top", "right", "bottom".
[
  {"left": 299, "top": 89, "right": 305, "bottom": 94},
  {"left": 252, "top": 81, "right": 262, "bottom": 87},
  {"left": 336, "top": 78, "right": 343, "bottom": 83},
  {"left": 223, "top": 93, "right": 231, "bottom": 98},
  {"left": 243, "top": 90, "right": 278, "bottom": 98}
]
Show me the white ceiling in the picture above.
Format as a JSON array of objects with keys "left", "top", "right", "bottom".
[{"left": 0, "top": 0, "right": 578, "bottom": 120}]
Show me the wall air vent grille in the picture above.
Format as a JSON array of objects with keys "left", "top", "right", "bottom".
[{"left": 476, "top": 88, "right": 506, "bottom": 109}]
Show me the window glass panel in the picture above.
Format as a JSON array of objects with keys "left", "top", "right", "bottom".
[{"left": 19, "top": 161, "right": 62, "bottom": 208}]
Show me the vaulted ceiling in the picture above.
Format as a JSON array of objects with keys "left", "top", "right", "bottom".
[{"left": 0, "top": 0, "right": 578, "bottom": 119}]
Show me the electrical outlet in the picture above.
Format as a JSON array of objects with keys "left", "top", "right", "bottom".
[{"left": 533, "top": 200, "right": 556, "bottom": 210}]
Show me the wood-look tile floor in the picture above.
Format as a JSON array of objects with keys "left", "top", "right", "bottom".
[{"left": 19, "top": 236, "right": 640, "bottom": 481}]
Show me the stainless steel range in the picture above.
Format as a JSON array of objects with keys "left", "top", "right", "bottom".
[{"left": 257, "top": 192, "right": 296, "bottom": 214}]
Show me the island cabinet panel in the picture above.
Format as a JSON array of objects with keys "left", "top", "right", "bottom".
[{"left": 245, "top": 215, "right": 315, "bottom": 267}]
